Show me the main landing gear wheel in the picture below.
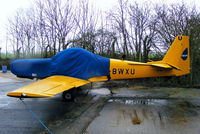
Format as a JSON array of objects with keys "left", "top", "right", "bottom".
[
  {"left": 62, "top": 91, "right": 74, "bottom": 102},
  {"left": 62, "top": 88, "right": 78, "bottom": 102}
]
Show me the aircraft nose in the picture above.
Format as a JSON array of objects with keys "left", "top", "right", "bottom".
[
  {"left": 11, "top": 58, "right": 52, "bottom": 78},
  {"left": 11, "top": 59, "right": 32, "bottom": 77}
]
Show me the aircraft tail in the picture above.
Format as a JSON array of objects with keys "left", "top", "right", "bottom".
[{"left": 161, "top": 35, "right": 190, "bottom": 76}]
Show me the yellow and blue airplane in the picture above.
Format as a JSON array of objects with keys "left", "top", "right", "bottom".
[{"left": 7, "top": 35, "right": 190, "bottom": 100}]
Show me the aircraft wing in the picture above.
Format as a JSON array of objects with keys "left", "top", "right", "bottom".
[{"left": 7, "top": 76, "right": 90, "bottom": 98}]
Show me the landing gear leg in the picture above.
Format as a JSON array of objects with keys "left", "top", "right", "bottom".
[{"left": 108, "top": 88, "right": 114, "bottom": 96}]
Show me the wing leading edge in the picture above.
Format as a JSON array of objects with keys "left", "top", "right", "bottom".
[{"left": 7, "top": 76, "right": 90, "bottom": 98}]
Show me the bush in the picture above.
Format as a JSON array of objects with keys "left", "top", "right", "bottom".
[{"left": 0, "top": 59, "right": 11, "bottom": 70}]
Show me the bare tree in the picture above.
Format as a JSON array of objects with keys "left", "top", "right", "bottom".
[
  {"left": 107, "top": 0, "right": 129, "bottom": 56},
  {"left": 154, "top": 4, "right": 190, "bottom": 49},
  {"left": 70, "top": 0, "right": 99, "bottom": 53},
  {"left": 33, "top": 0, "right": 75, "bottom": 56},
  {"left": 128, "top": 2, "right": 157, "bottom": 61}
]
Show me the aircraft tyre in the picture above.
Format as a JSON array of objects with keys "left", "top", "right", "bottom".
[{"left": 62, "top": 89, "right": 76, "bottom": 102}]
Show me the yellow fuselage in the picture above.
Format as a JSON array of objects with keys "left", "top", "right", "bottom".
[{"left": 110, "top": 59, "right": 176, "bottom": 80}]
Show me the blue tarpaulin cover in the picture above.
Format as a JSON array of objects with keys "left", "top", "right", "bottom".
[
  {"left": 11, "top": 48, "right": 110, "bottom": 80},
  {"left": 11, "top": 58, "right": 52, "bottom": 78}
]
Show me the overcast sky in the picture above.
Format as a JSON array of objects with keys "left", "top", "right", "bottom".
[{"left": 0, "top": 0, "right": 199, "bottom": 52}]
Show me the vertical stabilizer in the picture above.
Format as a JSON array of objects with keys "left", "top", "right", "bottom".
[{"left": 162, "top": 35, "right": 190, "bottom": 76}]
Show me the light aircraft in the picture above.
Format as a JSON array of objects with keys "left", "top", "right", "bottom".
[{"left": 7, "top": 35, "right": 190, "bottom": 100}]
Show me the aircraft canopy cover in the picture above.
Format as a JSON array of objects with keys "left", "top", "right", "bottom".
[
  {"left": 51, "top": 47, "right": 110, "bottom": 80},
  {"left": 11, "top": 47, "right": 110, "bottom": 80}
]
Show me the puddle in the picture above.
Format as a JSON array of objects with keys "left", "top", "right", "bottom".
[
  {"left": 108, "top": 97, "right": 200, "bottom": 123},
  {"left": 108, "top": 98, "right": 167, "bottom": 106},
  {"left": 89, "top": 88, "right": 111, "bottom": 96}
]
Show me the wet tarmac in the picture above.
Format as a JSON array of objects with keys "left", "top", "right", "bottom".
[
  {"left": 0, "top": 72, "right": 101, "bottom": 134},
  {"left": 0, "top": 81, "right": 76, "bottom": 134},
  {"left": 85, "top": 97, "right": 200, "bottom": 134},
  {"left": 1, "top": 72, "right": 200, "bottom": 134}
]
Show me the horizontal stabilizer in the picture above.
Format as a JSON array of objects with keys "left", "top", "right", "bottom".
[
  {"left": 150, "top": 63, "right": 172, "bottom": 69},
  {"left": 7, "top": 76, "right": 90, "bottom": 98},
  {"left": 127, "top": 60, "right": 172, "bottom": 69}
]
